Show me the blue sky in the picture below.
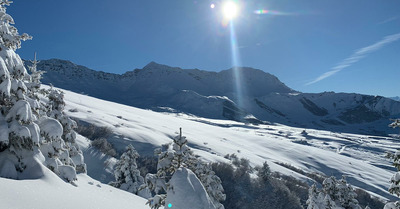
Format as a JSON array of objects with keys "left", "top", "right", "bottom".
[{"left": 8, "top": 0, "right": 400, "bottom": 97}]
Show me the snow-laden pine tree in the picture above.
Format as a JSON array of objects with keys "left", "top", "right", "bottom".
[
  {"left": 46, "top": 87, "right": 86, "bottom": 173},
  {"left": 307, "top": 184, "right": 324, "bottom": 209},
  {"left": 323, "top": 194, "right": 339, "bottom": 209},
  {"left": 384, "top": 119, "right": 400, "bottom": 208},
  {"left": 257, "top": 161, "right": 271, "bottom": 182},
  {"left": 385, "top": 149, "right": 400, "bottom": 208},
  {"left": 110, "top": 144, "right": 150, "bottom": 198},
  {"left": 156, "top": 128, "right": 196, "bottom": 177},
  {"left": 307, "top": 176, "right": 362, "bottom": 209},
  {"left": 335, "top": 177, "right": 361, "bottom": 209},
  {"left": 0, "top": 0, "right": 45, "bottom": 178},
  {"left": 25, "top": 53, "right": 44, "bottom": 112},
  {"left": 145, "top": 128, "right": 225, "bottom": 209},
  {"left": 192, "top": 161, "right": 226, "bottom": 209},
  {"left": 0, "top": 1, "right": 85, "bottom": 182},
  {"left": 146, "top": 128, "right": 195, "bottom": 208}
]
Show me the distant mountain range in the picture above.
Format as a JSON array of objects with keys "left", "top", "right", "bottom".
[
  {"left": 390, "top": 96, "right": 400, "bottom": 101},
  {"left": 29, "top": 59, "right": 400, "bottom": 135}
]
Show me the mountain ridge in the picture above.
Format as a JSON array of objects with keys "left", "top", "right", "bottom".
[
  {"left": 390, "top": 96, "right": 400, "bottom": 101},
  {"left": 28, "top": 59, "right": 400, "bottom": 135}
]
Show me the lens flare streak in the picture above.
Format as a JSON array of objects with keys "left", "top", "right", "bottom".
[
  {"left": 254, "top": 9, "right": 291, "bottom": 15},
  {"left": 229, "top": 21, "right": 244, "bottom": 108}
]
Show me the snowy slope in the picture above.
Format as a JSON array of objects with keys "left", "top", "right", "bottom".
[
  {"left": 60, "top": 87, "right": 399, "bottom": 201},
  {"left": 0, "top": 155, "right": 149, "bottom": 209},
  {"left": 251, "top": 92, "right": 400, "bottom": 135},
  {"left": 31, "top": 59, "right": 400, "bottom": 135}
]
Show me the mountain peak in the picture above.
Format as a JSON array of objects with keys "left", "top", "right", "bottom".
[{"left": 143, "top": 61, "right": 174, "bottom": 71}]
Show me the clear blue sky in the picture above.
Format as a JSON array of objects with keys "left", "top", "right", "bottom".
[{"left": 8, "top": 0, "right": 400, "bottom": 97}]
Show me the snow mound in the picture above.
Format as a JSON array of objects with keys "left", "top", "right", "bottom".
[
  {"left": 165, "top": 167, "right": 216, "bottom": 209},
  {"left": 0, "top": 162, "right": 149, "bottom": 209},
  {"left": 38, "top": 116, "right": 63, "bottom": 140}
]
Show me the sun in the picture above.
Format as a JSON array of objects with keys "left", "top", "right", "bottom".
[{"left": 222, "top": 1, "right": 239, "bottom": 20}]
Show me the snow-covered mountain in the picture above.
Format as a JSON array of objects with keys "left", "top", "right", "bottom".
[
  {"left": 31, "top": 59, "right": 400, "bottom": 135},
  {"left": 3, "top": 84, "right": 398, "bottom": 208},
  {"left": 59, "top": 87, "right": 397, "bottom": 201},
  {"left": 390, "top": 96, "right": 400, "bottom": 101}
]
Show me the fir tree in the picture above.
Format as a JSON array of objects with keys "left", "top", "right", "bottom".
[
  {"left": 0, "top": 1, "right": 85, "bottom": 182},
  {"left": 307, "top": 176, "right": 361, "bottom": 209},
  {"left": 25, "top": 53, "right": 44, "bottom": 111},
  {"left": 336, "top": 177, "right": 361, "bottom": 209},
  {"left": 323, "top": 194, "right": 339, "bottom": 209},
  {"left": 0, "top": 0, "right": 41, "bottom": 175},
  {"left": 156, "top": 128, "right": 196, "bottom": 177},
  {"left": 145, "top": 128, "right": 225, "bottom": 209},
  {"left": 110, "top": 144, "right": 150, "bottom": 198},
  {"left": 384, "top": 119, "right": 400, "bottom": 209},
  {"left": 192, "top": 161, "right": 226, "bottom": 209},
  {"left": 257, "top": 161, "right": 271, "bottom": 182},
  {"left": 307, "top": 184, "right": 323, "bottom": 209},
  {"left": 385, "top": 151, "right": 400, "bottom": 208},
  {"left": 46, "top": 87, "right": 86, "bottom": 173}
]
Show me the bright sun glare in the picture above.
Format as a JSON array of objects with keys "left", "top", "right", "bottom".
[{"left": 222, "top": 1, "right": 239, "bottom": 20}]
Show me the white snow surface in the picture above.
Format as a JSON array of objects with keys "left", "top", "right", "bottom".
[
  {"left": 4, "top": 85, "right": 398, "bottom": 209},
  {"left": 38, "top": 116, "right": 63, "bottom": 140},
  {"left": 165, "top": 167, "right": 216, "bottom": 209},
  {"left": 57, "top": 87, "right": 398, "bottom": 200},
  {"left": 0, "top": 164, "right": 149, "bottom": 209}
]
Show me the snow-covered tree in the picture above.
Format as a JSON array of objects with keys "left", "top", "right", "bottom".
[
  {"left": 385, "top": 149, "right": 400, "bottom": 208},
  {"left": 25, "top": 53, "right": 44, "bottom": 101},
  {"left": 384, "top": 119, "right": 400, "bottom": 208},
  {"left": 322, "top": 176, "right": 361, "bottom": 209},
  {"left": 110, "top": 144, "right": 150, "bottom": 198},
  {"left": 390, "top": 119, "right": 400, "bottom": 135},
  {"left": 145, "top": 129, "right": 193, "bottom": 208},
  {"left": 0, "top": 1, "right": 85, "bottom": 182},
  {"left": 307, "top": 176, "right": 361, "bottom": 209},
  {"left": 0, "top": 0, "right": 42, "bottom": 177},
  {"left": 323, "top": 194, "right": 339, "bottom": 209},
  {"left": 46, "top": 87, "right": 86, "bottom": 173},
  {"left": 257, "top": 161, "right": 271, "bottom": 182},
  {"left": 145, "top": 129, "right": 225, "bottom": 209},
  {"left": 307, "top": 184, "right": 324, "bottom": 209},
  {"left": 390, "top": 119, "right": 400, "bottom": 129},
  {"left": 22, "top": 53, "right": 46, "bottom": 123},
  {"left": 0, "top": 1, "right": 31, "bottom": 51},
  {"left": 146, "top": 194, "right": 166, "bottom": 209},
  {"left": 336, "top": 177, "right": 361, "bottom": 209},
  {"left": 192, "top": 161, "right": 226, "bottom": 209},
  {"left": 156, "top": 128, "right": 196, "bottom": 177}
]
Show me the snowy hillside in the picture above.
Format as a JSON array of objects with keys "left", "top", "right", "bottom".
[
  {"left": 30, "top": 59, "right": 400, "bottom": 135},
  {"left": 59, "top": 87, "right": 399, "bottom": 201},
  {"left": 1, "top": 153, "right": 149, "bottom": 209}
]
